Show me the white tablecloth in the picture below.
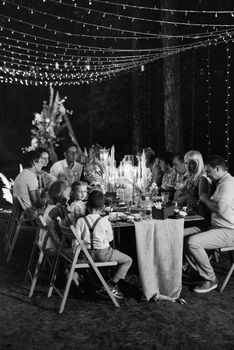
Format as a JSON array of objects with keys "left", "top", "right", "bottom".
[{"left": 134, "top": 219, "right": 184, "bottom": 301}]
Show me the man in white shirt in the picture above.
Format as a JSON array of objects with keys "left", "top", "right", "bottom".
[
  {"left": 187, "top": 155, "right": 234, "bottom": 293},
  {"left": 50, "top": 143, "right": 83, "bottom": 185},
  {"left": 13, "top": 150, "right": 46, "bottom": 209}
]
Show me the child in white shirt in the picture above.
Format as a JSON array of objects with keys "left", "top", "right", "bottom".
[
  {"left": 69, "top": 181, "right": 87, "bottom": 224},
  {"left": 75, "top": 190, "right": 132, "bottom": 299}
]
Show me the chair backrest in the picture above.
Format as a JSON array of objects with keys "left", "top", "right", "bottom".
[
  {"left": 36, "top": 215, "right": 60, "bottom": 251},
  {"left": 58, "top": 223, "right": 82, "bottom": 259},
  {"left": 11, "top": 196, "right": 23, "bottom": 217},
  {"left": 56, "top": 223, "right": 120, "bottom": 311},
  {"left": 16, "top": 195, "right": 27, "bottom": 211}
]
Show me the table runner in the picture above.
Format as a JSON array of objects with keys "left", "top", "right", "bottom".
[{"left": 134, "top": 219, "right": 184, "bottom": 301}]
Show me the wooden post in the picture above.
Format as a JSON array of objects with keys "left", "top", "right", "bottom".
[{"left": 161, "top": 0, "right": 183, "bottom": 153}]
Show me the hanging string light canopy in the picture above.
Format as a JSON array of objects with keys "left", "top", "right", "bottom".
[{"left": 0, "top": 0, "right": 234, "bottom": 85}]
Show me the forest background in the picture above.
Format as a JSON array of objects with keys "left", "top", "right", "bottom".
[{"left": 0, "top": 0, "right": 234, "bottom": 178}]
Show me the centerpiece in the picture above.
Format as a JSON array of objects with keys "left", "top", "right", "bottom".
[{"left": 22, "top": 86, "right": 73, "bottom": 163}]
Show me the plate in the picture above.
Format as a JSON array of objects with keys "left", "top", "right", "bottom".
[{"left": 109, "top": 212, "right": 127, "bottom": 221}]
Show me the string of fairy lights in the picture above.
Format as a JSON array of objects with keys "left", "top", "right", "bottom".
[
  {"left": 0, "top": 0, "right": 232, "bottom": 163},
  {"left": 190, "top": 49, "right": 196, "bottom": 149},
  {"left": 206, "top": 45, "right": 211, "bottom": 157},
  {"left": 1, "top": 0, "right": 234, "bottom": 84},
  {"left": 4, "top": 0, "right": 234, "bottom": 31},
  {"left": 225, "top": 44, "right": 231, "bottom": 167}
]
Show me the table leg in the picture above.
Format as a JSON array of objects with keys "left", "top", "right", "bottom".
[{"left": 113, "top": 227, "right": 121, "bottom": 249}]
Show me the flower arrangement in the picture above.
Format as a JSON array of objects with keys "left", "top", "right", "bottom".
[
  {"left": 0, "top": 172, "right": 13, "bottom": 204},
  {"left": 22, "top": 86, "right": 72, "bottom": 161}
]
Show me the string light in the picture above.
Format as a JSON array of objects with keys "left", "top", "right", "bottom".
[
  {"left": 2, "top": 11, "right": 232, "bottom": 42},
  {"left": 1, "top": 1, "right": 234, "bottom": 85},
  {"left": 190, "top": 49, "right": 196, "bottom": 148},
  {"left": 225, "top": 43, "right": 231, "bottom": 167},
  {"left": 1, "top": 20, "right": 234, "bottom": 55},
  {"left": 206, "top": 46, "right": 212, "bottom": 156},
  {"left": 0, "top": 40, "right": 163, "bottom": 67},
  {"left": 2, "top": 0, "right": 234, "bottom": 42},
  {"left": 74, "top": 0, "right": 234, "bottom": 15},
  {"left": 0, "top": 58, "right": 155, "bottom": 86},
  {"left": 0, "top": 45, "right": 171, "bottom": 73},
  {"left": 0, "top": 50, "right": 173, "bottom": 84}
]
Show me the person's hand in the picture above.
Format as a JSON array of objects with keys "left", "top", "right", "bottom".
[{"left": 175, "top": 182, "right": 184, "bottom": 190}]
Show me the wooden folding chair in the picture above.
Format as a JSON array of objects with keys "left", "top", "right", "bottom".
[
  {"left": 4, "top": 195, "right": 36, "bottom": 263},
  {"left": 48, "top": 224, "right": 120, "bottom": 313},
  {"left": 217, "top": 247, "right": 234, "bottom": 292},
  {"left": 25, "top": 215, "right": 60, "bottom": 298}
]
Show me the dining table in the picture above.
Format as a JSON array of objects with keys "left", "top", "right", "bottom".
[
  {"left": 111, "top": 213, "right": 205, "bottom": 302},
  {"left": 111, "top": 213, "right": 204, "bottom": 247}
]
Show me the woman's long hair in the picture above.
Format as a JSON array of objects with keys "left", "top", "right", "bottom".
[
  {"left": 48, "top": 180, "right": 69, "bottom": 205},
  {"left": 184, "top": 150, "right": 206, "bottom": 183}
]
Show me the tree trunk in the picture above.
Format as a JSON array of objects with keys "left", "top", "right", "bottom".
[
  {"left": 132, "top": 69, "right": 142, "bottom": 154},
  {"left": 131, "top": 2, "right": 142, "bottom": 154},
  {"left": 161, "top": 0, "right": 183, "bottom": 153}
]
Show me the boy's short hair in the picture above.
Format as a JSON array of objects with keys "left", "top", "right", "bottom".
[{"left": 87, "top": 190, "right": 104, "bottom": 210}]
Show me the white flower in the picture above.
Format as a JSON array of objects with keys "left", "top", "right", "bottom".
[
  {"left": 34, "top": 113, "right": 43, "bottom": 122},
  {"left": 150, "top": 182, "right": 158, "bottom": 191}
]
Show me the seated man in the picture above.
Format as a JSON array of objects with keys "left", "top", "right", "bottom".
[
  {"left": 173, "top": 153, "right": 186, "bottom": 187},
  {"left": 186, "top": 155, "right": 234, "bottom": 293},
  {"left": 13, "top": 150, "right": 47, "bottom": 211},
  {"left": 158, "top": 151, "right": 177, "bottom": 200},
  {"left": 50, "top": 143, "right": 83, "bottom": 185}
]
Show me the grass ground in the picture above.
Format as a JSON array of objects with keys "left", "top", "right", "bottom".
[{"left": 0, "top": 205, "right": 234, "bottom": 350}]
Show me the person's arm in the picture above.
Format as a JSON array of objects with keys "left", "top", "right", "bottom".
[
  {"left": 49, "top": 207, "right": 64, "bottom": 221},
  {"left": 75, "top": 219, "right": 84, "bottom": 240},
  {"left": 200, "top": 181, "right": 229, "bottom": 215},
  {"left": 199, "top": 193, "right": 222, "bottom": 214},
  {"left": 106, "top": 218, "right": 114, "bottom": 242},
  {"left": 198, "top": 176, "right": 210, "bottom": 198},
  {"left": 50, "top": 163, "right": 59, "bottom": 179},
  {"left": 29, "top": 189, "right": 47, "bottom": 208}
]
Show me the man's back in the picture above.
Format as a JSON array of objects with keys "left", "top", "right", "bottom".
[
  {"left": 13, "top": 169, "right": 38, "bottom": 208},
  {"left": 212, "top": 173, "right": 234, "bottom": 229}
]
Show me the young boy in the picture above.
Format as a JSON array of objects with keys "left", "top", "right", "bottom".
[
  {"left": 69, "top": 181, "right": 87, "bottom": 224},
  {"left": 75, "top": 190, "right": 132, "bottom": 299}
]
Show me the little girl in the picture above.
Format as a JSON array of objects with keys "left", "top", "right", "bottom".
[
  {"left": 38, "top": 180, "right": 71, "bottom": 249},
  {"left": 69, "top": 181, "right": 87, "bottom": 224}
]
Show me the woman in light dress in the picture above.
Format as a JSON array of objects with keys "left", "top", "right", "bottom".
[{"left": 175, "top": 150, "right": 212, "bottom": 232}]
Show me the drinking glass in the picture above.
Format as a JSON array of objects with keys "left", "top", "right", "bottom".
[{"left": 161, "top": 192, "right": 169, "bottom": 205}]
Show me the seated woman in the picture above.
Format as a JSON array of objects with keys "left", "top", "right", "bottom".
[
  {"left": 144, "top": 147, "right": 163, "bottom": 190},
  {"left": 175, "top": 150, "right": 212, "bottom": 234},
  {"left": 37, "top": 147, "right": 56, "bottom": 193},
  {"left": 158, "top": 151, "right": 177, "bottom": 199}
]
